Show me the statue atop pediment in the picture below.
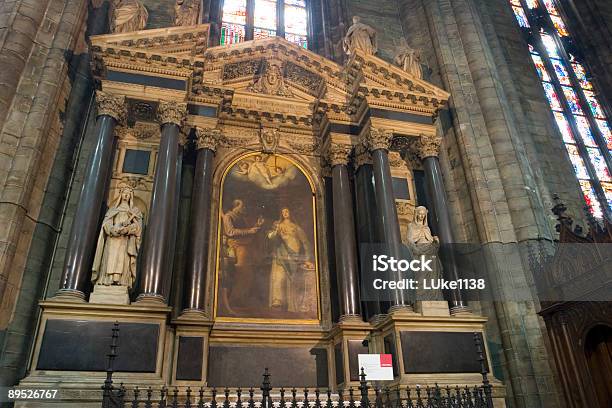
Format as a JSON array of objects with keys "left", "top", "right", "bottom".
[
  {"left": 248, "top": 60, "right": 294, "bottom": 97},
  {"left": 110, "top": 0, "right": 148, "bottom": 33},
  {"left": 343, "top": 16, "right": 377, "bottom": 56},
  {"left": 174, "top": 0, "right": 200, "bottom": 26},
  {"left": 395, "top": 46, "right": 423, "bottom": 79}
]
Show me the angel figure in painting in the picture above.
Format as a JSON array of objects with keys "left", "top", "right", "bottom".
[
  {"left": 267, "top": 208, "right": 315, "bottom": 313},
  {"left": 232, "top": 154, "right": 298, "bottom": 190},
  {"left": 343, "top": 16, "right": 377, "bottom": 56},
  {"left": 91, "top": 183, "right": 142, "bottom": 289},
  {"left": 406, "top": 206, "right": 444, "bottom": 301},
  {"left": 111, "top": 0, "right": 148, "bottom": 33}
]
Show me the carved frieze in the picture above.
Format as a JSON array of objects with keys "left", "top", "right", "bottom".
[
  {"left": 223, "top": 59, "right": 262, "bottom": 81},
  {"left": 157, "top": 101, "right": 187, "bottom": 126},
  {"left": 96, "top": 91, "right": 126, "bottom": 122},
  {"left": 196, "top": 127, "right": 222, "bottom": 151},
  {"left": 284, "top": 62, "right": 324, "bottom": 95}
]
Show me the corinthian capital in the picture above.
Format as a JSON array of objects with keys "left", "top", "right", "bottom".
[
  {"left": 354, "top": 143, "right": 373, "bottom": 168},
  {"left": 195, "top": 127, "right": 222, "bottom": 151},
  {"left": 418, "top": 134, "right": 442, "bottom": 159},
  {"left": 365, "top": 128, "right": 393, "bottom": 152},
  {"left": 157, "top": 101, "right": 187, "bottom": 126},
  {"left": 328, "top": 143, "right": 352, "bottom": 167},
  {"left": 95, "top": 91, "right": 125, "bottom": 122}
]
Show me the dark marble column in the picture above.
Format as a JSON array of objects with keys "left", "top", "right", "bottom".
[
  {"left": 418, "top": 134, "right": 468, "bottom": 313},
  {"left": 366, "top": 128, "right": 411, "bottom": 311},
  {"left": 353, "top": 146, "right": 382, "bottom": 318},
  {"left": 329, "top": 142, "right": 361, "bottom": 320},
  {"left": 136, "top": 101, "right": 187, "bottom": 303},
  {"left": 57, "top": 92, "right": 124, "bottom": 300},
  {"left": 181, "top": 128, "right": 221, "bottom": 316}
]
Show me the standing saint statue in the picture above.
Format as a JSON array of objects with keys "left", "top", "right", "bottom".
[
  {"left": 91, "top": 183, "right": 143, "bottom": 290},
  {"left": 110, "top": 0, "right": 148, "bottom": 33},
  {"left": 394, "top": 46, "right": 423, "bottom": 79},
  {"left": 343, "top": 16, "right": 378, "bottom": 56},
  {"left": 267, "top": 208, "right": 315, "bottom": 313},
  {"left": 174, "top": 0, "right": 200, "bottom": 26},
  {"left": 407, "top": 206, "right": 444, "bottom": 301}
]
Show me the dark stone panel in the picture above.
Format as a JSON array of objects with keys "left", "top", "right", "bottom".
[
  {"left": 347, "top": 339, "right": 369, "bottom": 382},
  {"left": 37, "top": 320, "right": 159, "bottom": 372},
  {"left": 392, "top": 177, "right": 410, "bottom": 200},
  {"left": 188, "top": 104, "right": 218, "bottom": 117},
  {"left": 176, "top": 336, "right": 204, "bottom": 381},
  {"left": 334, "top": 342, "right": 344, "bottom": 385},
  {"left": 329, "top": 123, "right": 361, "bottom": 135},
  {"left": 123, "top": 149, "right": 151, "bottom": 175},
  {"left": 400, "top": 332, "right": 487, "bottom": 374},
  {"left": 207, "top": 345, "right": 329, "bottom": 387},
  {"left": 107, "top": 70, "right": 186, "bottom": 90},
  {"left": 383, "top": 334, "right": 399, "bottom": 377},
  {"left": 370, "top": 108, "right": 433, "bottom": 124}
]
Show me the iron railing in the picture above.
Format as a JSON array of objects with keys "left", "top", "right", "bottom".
[{"left": 102, "top": 323, "right": 495, "bottom": 408}]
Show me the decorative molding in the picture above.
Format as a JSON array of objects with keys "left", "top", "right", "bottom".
[
  {"left": 366, "top": 127, "right": 393, "bottom": 152},
  {"left": 157, "top": 101, "right": 187, "bottom": 126},
  {"left": 96, "top": 91, "right": 126, "bottom": 122},
  {"left": 418, "top": 134, "right": 442, "bottom": 159},
  {"left": 327, "top": 143, "right": 352, "bottom": 167},
  {"left": 354, "top": 143, "right": 372, "bottom": 168},
  {"left": 196, "top": 127, "right": 222, "bottom": 151}
]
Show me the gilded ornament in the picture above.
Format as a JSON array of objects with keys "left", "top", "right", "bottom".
[
  {"left": 418, "top": 134, "right": 442, "bottom": 159},
  {"left": 157, "top": 101, "right": 187, "bottom": 126},
  {"left": 366, "top": 128, "right": 393, "bottom": 152},
  {"left": 328, "top": 143, "right": 352, "bottom": 167},
  {"left": 196, "top": 127, "right": 222, "bottom": 151},
  {"left": 95, "top": 91, "right": 126, "bottom": 122}
]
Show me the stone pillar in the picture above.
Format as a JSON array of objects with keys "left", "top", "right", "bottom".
[
  {"left": 181, "top": 128, "right": 221, "bottom": 316},
  {"left": 418, "top": 134, "right": 468, "bottom": 313},
  {"left": 57, "top": 92, "right": 125, "bottom": 300},
  {"left": 365, "top": 128, "right": 410, "bottom": 311},
  {"left": 329, "top": 142, "right": 361, "bottom": 320},
  {"left": 353, "top": 145, "right": 382, "bottom": 318},
  {"left": 137, "top": 101, "right": 187, "bottom": 303}
]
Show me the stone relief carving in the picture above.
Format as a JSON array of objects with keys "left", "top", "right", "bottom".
[
  {"left": 406, "top": 206, "right": 444, "bottom": 301},
  {"left": 327, "top": 143, "right": 352, "bottom": 167},
  {"left": 284, "top": 62, "right": 324, "bottom": 94},
  {"left": 343, "top": 16, "right": 377, "bottom": 56},
  {"left": 196, "top": 127, "right": 222, "bottom": 151},
  {"left": 174, "top": 0, "right": 200, "bottom": 26},
  {"left": 394, "top": 46, "right": 423, "bottom": 79},
  {"left": 96, "top": 91, "right": 126, "bottom": 122},
  {"left": 110, "top": 0, "right": 148, "bottom": 33},
  {"left": 116, "top": 122, "right": 159, "bottom": 140},
  {"left": 366, "top": 128, "right": 393, "bottom": 151},
  {"left": 418, "top": 134, "right": 442, "bottom": 159},
  {"left": 260, "top": 127, "right": 280, "bottom": 153},
  {"left": 157, "top": 101, "right": 187, "bottom": 126},
  {"left": 248, "top": 59, "right": 294, "bottom": 97},
  {"left": 223, "top": 59, "right": 262, "bottom": 81},
  {"left": 91, "top": 182, "right": 143, "bottom": 291}
]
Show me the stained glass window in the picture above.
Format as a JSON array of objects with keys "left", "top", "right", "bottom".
[
  {"left": 508, "top": 0, "right": 612, "bottom": 217},
  {"left": 220, "top": 0, "right": 309, "bottom": 48}
]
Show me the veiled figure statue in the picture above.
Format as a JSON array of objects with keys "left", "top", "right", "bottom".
[
  {"left": 394, "top": 46, "right": 423, "bottom": 79},
  {"left": 343, "top": 16, "right": 377, "bottom": 56},
  {"left": 174, "top": 0, "right": 200, "bottom": 26},
  {"left": 92, "top": 183, "right": 143, "bottom": 290},
  {"left": 111, "top": 0, "right": 148, "bottom": 33},
  {"left": 267, "top": 208, "right": 315, "bottom": 313},
  {"left": 407, "top": 206, "right": 444, "bottom": 301}
]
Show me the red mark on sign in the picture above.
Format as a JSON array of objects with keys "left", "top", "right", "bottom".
[{"left": 380, "top": 354, "right": 392, "bottom": 367}]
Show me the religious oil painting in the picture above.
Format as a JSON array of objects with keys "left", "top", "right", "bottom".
[{"left": 215, "top": 153, "right": 319, "bottom": 322}]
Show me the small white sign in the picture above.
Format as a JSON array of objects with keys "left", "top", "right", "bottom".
[{"left": 357, "top": 354, "right": 394, "bottom": 381}]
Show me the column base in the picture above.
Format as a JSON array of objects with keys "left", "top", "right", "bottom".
[
  {"left": 339, "top": 314, "right": 363, "bottom": 323},
  {"left": 52, "top": 289, "right": 86, "bottom": 302},
  {"left": 177, "top": 308, "right": 209, "bottom": 321},
  {"left": 330, "top": 318, "right": 373, "bottom": 389},
  {"left": 135, "top": 293, "right": 167, "bottom": 304},
  {"left": 450, "top": 304, "right": 473, "bottom": 316},
  {"left": 388, "top": 304, "right": 417, "bottom": 315}
]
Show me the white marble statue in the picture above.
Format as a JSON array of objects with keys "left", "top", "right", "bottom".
[
  {"left": 394, "top": 46, "right": 423, "bottom": 79},
  {"left": 343, "top": 16, "right": 378, "bottom": 56},
  {"left": 407, "top": 206, "right": 444, "bottom": 301},
  {"left": 110, "top": 0, "right": 148, "bottom": 33},
  {"left": 91, "top": 183, "right": 142, "bottom": 290}
]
